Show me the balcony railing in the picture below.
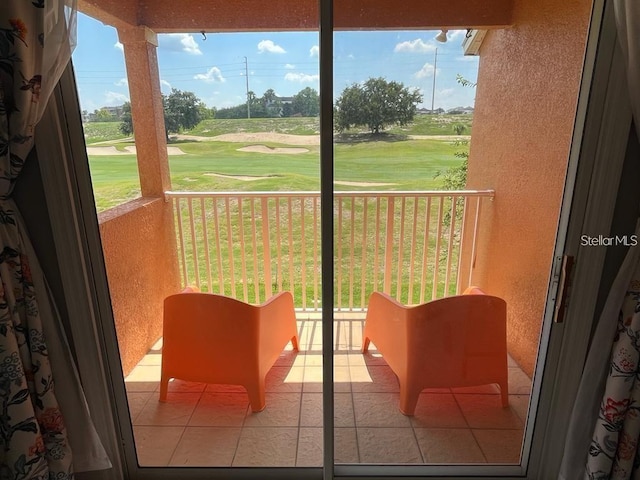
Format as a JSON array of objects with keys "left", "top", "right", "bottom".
[{"left": 165, "top": 190, "right": 494, "bottom": 311}]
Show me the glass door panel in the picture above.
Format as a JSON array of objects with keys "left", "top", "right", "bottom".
[
  {"left": 330, "top": 19, "right": 569, "bottom": 469},
  {"left": 73, "top": 6, "right": 320, "bottom": 468}
]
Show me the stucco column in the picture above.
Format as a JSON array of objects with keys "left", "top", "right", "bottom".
[{"left": 117, "top": 26, "right": 171, "bottom": 196}]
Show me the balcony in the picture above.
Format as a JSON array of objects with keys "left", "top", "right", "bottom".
[{"left": 116, "top": 188, "right": 532, "bottom": 467}]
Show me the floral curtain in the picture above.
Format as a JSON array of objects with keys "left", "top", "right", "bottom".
[
  {"left": 0, "top": 1, "right": 110, "bottom": 478},
  {"left": 560, "top": 3, "right": 640, "bottom": 479}
]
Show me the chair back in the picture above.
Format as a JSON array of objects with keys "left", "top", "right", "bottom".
[
  {"left": 163, "top": 292, "right": 260, "bottom": 377},
  {"left": 406, "top": 294, "right": 507, "bottom": 384}
]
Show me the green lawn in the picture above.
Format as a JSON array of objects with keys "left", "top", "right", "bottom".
[
  {"left": 88, "top": 116, "right": 469, "bottom": 211},
  {"left": 82, "top": 121, "right": 131, "bottom": 144},
  {"left": 88, "top": 138, "right": 465, "bottom": 210}
]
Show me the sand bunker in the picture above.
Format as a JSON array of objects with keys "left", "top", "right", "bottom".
[
  {"left": 86, "top": 146, "right": 186, "bottom": 156},
  {"left": 204, "top": 173, "right": 275, "bottom": 182},
  {"left": 210, "top": 133, "right": 319, "bottom": 146},
  {"left": 237, "top": 145, "right": 309, "bottom": 155}
]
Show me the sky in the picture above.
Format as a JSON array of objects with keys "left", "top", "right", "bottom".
[{"left": 72, "top": 12, "right": 479, "bottom": 113}]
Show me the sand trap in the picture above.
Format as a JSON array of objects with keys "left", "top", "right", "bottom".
[
  {"left": 86, "top": 146, "right": 186, "bottom": 156},
  {"left": 237, "top": 145, "right": 309, "bottom": 155},
  {"left": 209, "top": 133, "right": 320, "bottom": 146},
  {"left": 334, "top": 181, "right": 397, "bottom": 187},
  {"left": 204, "top": 173, "right": 275, "bottom": 182}
]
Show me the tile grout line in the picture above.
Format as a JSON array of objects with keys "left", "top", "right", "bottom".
[
  {"left": 164, "top": 388, "right": 208, "bottom": 465},
  {"left": 294, "top": 375, "right": 305, "bottom": 466},
  {"left": 409, "top": 419, "right": 427, "bottom": 463},
  {"left": 451, "top": 390, "right": 488, "bottom": 463},
  {"left": 165, "top": 425, "right": 187, "bottom": 466}
]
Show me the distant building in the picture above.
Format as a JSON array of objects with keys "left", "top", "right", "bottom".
[
  {"left": 446, "top": 106, "right": 474, "bottom": 115},
  {"left": 417, "top": 108, "right": 445, "bottom": 115},
  {"left": 84, "top": 105, "right": 126, "bottom": 122}
]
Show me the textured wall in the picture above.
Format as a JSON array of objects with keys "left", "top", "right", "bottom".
[
  {"left": 81, "top": 0, "right": 514, "bottom": 31},
  {"left": 99, "top": 198, "right": 180, "bottom": 375},
  {"left": 466, "top": 0, "right": 592, "bottom": 376}
]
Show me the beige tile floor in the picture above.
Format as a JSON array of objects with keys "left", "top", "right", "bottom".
[{"left": 125, "top": 316, "right": 531, "bottom": 467}]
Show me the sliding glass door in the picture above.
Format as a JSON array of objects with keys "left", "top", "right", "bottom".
[{"left": 49, "top": 0, "right": 613, "bottom": 478}]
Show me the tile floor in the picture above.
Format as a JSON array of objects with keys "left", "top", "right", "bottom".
[{"left": 125, "top": 315, "right": 532, "bottom": 467}]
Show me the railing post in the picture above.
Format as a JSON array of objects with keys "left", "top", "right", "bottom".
[
  {"left": 261, "top": 198, "right": 273, "bottom": 298},
  {"left": 468, "top": 196, "right": 483, "bottom": 288},
  {"left": 187, "top": 198, "right": 200, "bottom": 289},
  {"left": 383, "top": 196, "right": 395, "bottom": 294},
  {"left": 456, "top": 196, "right": 469, "bottom": 295}
]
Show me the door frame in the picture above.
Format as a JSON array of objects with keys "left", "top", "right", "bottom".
[{"left": 33, "top": 0, "right": 632, "bottom": 477}]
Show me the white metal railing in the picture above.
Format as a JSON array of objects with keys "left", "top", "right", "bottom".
[{"left": 165, "top": 190, "right": 494, "bottom": 311}]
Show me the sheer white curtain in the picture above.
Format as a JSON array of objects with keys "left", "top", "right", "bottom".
[
  {"left": 560, "top": 2, "right": 640, "bottom": 479},
  {"left": 0, "top": 1, "right": 110, "bottom": 477}
]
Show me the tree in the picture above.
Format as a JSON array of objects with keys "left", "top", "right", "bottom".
[
  {"left": 198, "top": 104, "right": 216, "bottom": 120},
  {"left": 334, "top": 77, "right": 422, "bottom": 134},
  {"left": 291, "top": 87, "right": 319, "bottom": 117},
  {"left": 94, "top": 107, "right": 115, "bottom": 122},
  {"left": 261, "top": 88, "right": 281, "bottom": 117},
  {"left": 119, "top": 102, "right": 133, "bottom": 135},
  {"left": 119, "top": 89, "right": 206, "bottom": 137},
  {"left": 163, "top": 88, "right": 204, "bottom": 134}
]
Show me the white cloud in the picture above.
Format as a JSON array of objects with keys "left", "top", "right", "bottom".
[
  {"left": 394, "top": 39, "right": 436, "bottom": 53},
  {"left": 159, "top": 33, "right": 202, "bottom": 55},
  {"left": 194, "top": 66, "right": 226, "bottom": 83},
  {"left": 448, "top": 29, "right": 466, "bottom": 41},
  {"left": 114, "top": 78, "right": 128, "bottom": 87},
  {"left": 439, "top": 88, "right": 455, "bottom": 97},
  {"left": 104, "top": 91, "right": 129, "bottom": 105},
  {"left": 285, "top": 63, "right": 295, "bottom": 69},
  {"left": 285, "top": 72, "right": 319, "bottom": 83},
  {"left": 257, "top": 40, "right": 286, "bottom": 54},
  {"left": 114, "top": 41, "right": 123, "bottom": 51},
  {"left": 309, "top": 45, "right": 319, "bottom": 57},
  {"left": 160, "top": 79, "right": 172, "bottom": 92},
  {"left": 414, "top": 63, "right": 438, "bottom": 79}
]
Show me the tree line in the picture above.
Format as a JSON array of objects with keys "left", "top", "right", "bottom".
[
  {"left": 119, "top": 77, "right": 425, "bottom": 137},
  {"left": 216, "top": 87, "right": 319, "bottom": 119},
  {"left": 119, "top": 87, "right": 320, "bottom": 137}
]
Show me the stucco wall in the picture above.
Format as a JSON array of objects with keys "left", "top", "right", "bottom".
[
  {"left": 99, "top": 197, "right": 180, "bottom": 375},
  {"left": 466, "top": 0, "right": 592, "bottom": 376}
]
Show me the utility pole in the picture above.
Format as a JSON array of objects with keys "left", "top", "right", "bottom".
[
  {"left": 431, "top": 48, "right": 438, "bottom": 113},
  {"left": 244, "top": 56, "right": 251, "bottom": 119}
]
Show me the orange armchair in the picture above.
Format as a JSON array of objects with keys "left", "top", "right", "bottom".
[
  {"left": 362, "top": 288, "right": 508, "bottom": 415},
  {"left": 160, "top": 289, "right": 299, "bottom": 412}
]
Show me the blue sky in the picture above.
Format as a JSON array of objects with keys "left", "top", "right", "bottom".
[{"left": 72, "top": 12, "right": 479, "bottom": 113}]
